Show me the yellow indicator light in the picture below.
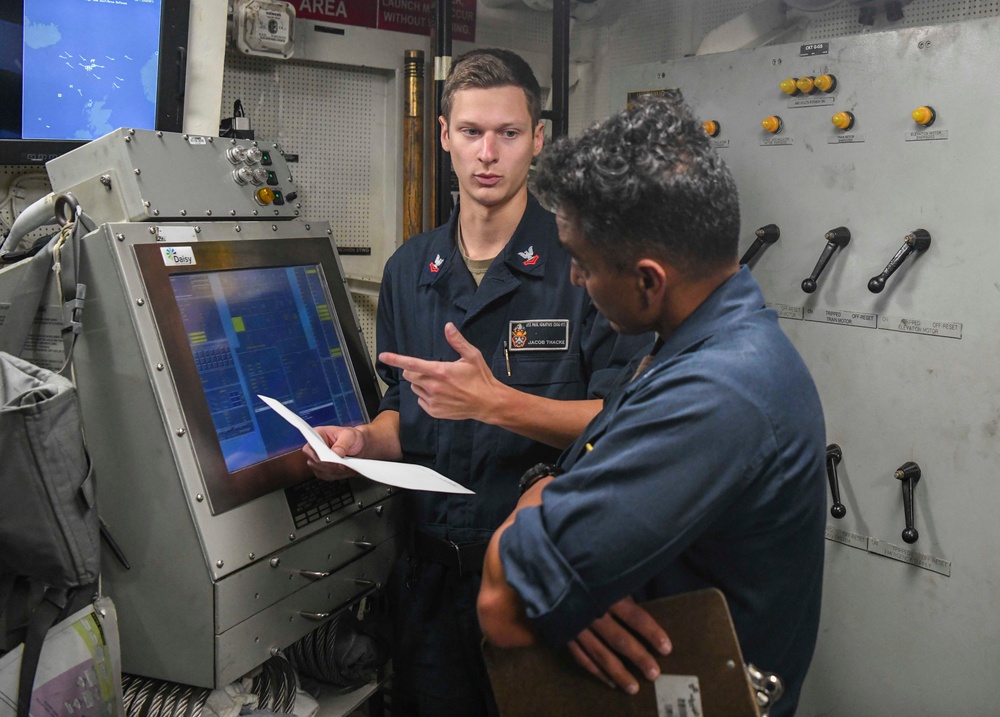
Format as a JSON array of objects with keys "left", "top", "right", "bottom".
[
  {"left": 814, "top": 74, "right": 837, "bottom": 93},
  {"left": 831, "top": 111, "right": 854, "bottom": 130},
  {"left": 912, "top": 105, "right": 936, "bottom": 126},
  {"left": 702, "top": 120, "right": 720, "bottom": 137},
  {"left": 761, "top": 115, "right": 782, "bottom": 134},
  {"left": 779, "top": 78, "right": 799, "bottom": 96},
  {"left": 795, "top": 76, "right": 816, "bottom": 94},
  {"left": 255, "top": 187, "right": 276, "bottom": 205}
]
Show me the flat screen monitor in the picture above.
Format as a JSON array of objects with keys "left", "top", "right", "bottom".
[
  {"left": 135, "top": 238, "right": 381, "bottom": 515},
  {"left": 0, "top": 0, "right": 189, "bottom": 165}
]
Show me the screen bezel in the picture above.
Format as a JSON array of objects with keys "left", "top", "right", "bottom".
[
  {"left": 134, "top": 238, "right": 382, "bottom": 515},
  {"left": 0, "top": 0, "right": 189, "bottom": 166}
]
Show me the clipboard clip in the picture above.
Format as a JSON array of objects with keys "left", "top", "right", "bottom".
[{"left": 746, "top": 663, "right": 784, "bottom": 717}]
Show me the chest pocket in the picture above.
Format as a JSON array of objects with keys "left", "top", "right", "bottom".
[{"left": 491, "top": 353, "right": 586, "bottom": 463}]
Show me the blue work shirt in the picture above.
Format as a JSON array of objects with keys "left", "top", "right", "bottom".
[
  {"left": 500, "top": 267, "right": 827, "bottom": 717},
  {"left": 376, "top": 194, "right": 647, "bottom": 543}
]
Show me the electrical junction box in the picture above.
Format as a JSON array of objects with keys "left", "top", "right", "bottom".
[{"left": 233, "top": 0, "right": 296, "bottom": 59}]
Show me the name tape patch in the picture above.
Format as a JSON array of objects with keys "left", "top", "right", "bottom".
[{"left": 508, "top": 319, "right": 569, "bottom": 351}]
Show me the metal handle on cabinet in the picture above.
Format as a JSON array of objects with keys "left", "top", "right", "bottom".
[
  {"left": 826, "top": 444, "right": 847, "bottom": 519},
  {"left": 802, "top": 227, "right": 850, "bottom": 293},
  {"left": 299, "top": 610, "right": 332, "bottom": 621},
  {"left": 868, "top": 229, "right": 930, "bottom": 293},
  {"left": 299, "top": 570, "right": 331, "bottom": 580},
  {"left": 894, "top": 461, "right": 921, "bottom": 544},
  {"left": 739, "top": 224, "right": 780, "bottom": 266}
]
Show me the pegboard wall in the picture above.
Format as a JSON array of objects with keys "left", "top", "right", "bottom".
[
  {"left": 220, "top": 51, "right": 386, "bottom": 249},
  {"left": 799, "top": 0, "right": 1000, "bottom": 37},
  {"left": 0, "top": 169, "right": 56, "bottom": 253},
  {"left": 612, "top": 14, "right": 1000, "bottom": 716}
]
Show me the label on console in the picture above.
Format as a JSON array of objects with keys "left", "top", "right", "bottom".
[
  {"left": 868, "top": 538, "right": 952, "bottom": 577},
  {"left": 877, "top": 315, "right": 962, "bottom": 339},
  {"left": 828, "top": 133, "right": 866, "bottom": 144},
  {"left": 765, "top": 302, "right": 803, "bottom": 320},
  {"left": 805, "top": 308, "right": 877, "bottom": 329},
  {"left": 905, "top": 129, "right": 949, "bottom": 141}
]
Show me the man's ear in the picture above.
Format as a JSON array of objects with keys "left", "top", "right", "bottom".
[
  {"left": 636, "top": 259, "right": 667, "bottom": 298},
  {"left": 439, "top": 116, "right": 450, "bottom": 152}
]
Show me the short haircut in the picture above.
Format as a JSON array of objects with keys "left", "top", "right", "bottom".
[
  {"left": 441, "top": 48, "right": 543, "bottom": 128},
  {"left": 533, "top": 92, "right": 740, "bottom": 278}
]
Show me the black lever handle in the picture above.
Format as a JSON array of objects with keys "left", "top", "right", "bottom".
[
  {"left": 739, "top": 224, "right": 780, "bottom": 266},
  {"left": 894, "top": 461, "right": 921, "bottom": 544},
  {"left": 802, "top": 227, "right": 851, "bottom": 293},
  {"left": 868, "top": 229, "right": 931, "bottom": 293},
  {"left": 825, "top": 444, "right": 846, "bottom": 519}
]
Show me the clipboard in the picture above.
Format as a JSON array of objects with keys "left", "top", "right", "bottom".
[{"left": 482, "top": 588, "right": 760, "bottom": 717}]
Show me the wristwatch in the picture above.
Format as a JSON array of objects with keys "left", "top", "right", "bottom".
[{"left": 518, "top": 462, "right": 564, "bottom": 495}]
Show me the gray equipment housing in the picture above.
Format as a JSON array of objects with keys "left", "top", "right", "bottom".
[{"left": 0, "top": 130, "right": 401, "bottom": 688}]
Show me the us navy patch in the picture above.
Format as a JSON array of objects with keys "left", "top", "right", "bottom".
[{"left": 508, "top": 319, "right": 569, "bottom": 351}]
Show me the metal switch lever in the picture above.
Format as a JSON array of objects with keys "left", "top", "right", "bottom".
[
  {"left": 825, "top": 444, "right": 847, "bottom": 519},
  {"left": 894, "top": 461, "right": 921, "bottom": 544},
  {"left": 739, "top": 224, "right": 780, "bottom": 266},
  {"left": 299, "top": 570, "right": 331, "bottom": 580},
  {"left": 868, "top": 229, "right": 931, "bottom": 293},
  {"left": 802, "top": 227, "right": 851, "bottom": 293}
]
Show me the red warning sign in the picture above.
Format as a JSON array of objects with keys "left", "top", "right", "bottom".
[{"left": 293, "top": 0, "right": 475, "bottom": 42}]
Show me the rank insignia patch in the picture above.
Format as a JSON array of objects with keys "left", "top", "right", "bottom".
[
  {"left": 429, "top": 254, "right": 444, "bottom": 273},
  {"left": 517, "top": 246, "right": 539, "bottom": 266}
]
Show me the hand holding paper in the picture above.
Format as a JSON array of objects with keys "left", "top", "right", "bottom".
[{"left": 258, "top": 395, "right": 473, "bottom": 495}]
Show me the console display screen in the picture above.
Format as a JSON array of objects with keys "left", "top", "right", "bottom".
[
  {"left": 169, "top": 266, "right": 365, "bottom": 474},
  {"left": 135, "top": 238, "right": 379, "bottom": 515}
]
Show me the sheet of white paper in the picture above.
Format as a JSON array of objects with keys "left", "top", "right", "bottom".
[{"left": 258, "top": 395, "right": 474, "bottom": 494}]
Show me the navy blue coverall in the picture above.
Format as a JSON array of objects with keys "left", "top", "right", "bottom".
[{"left": 375, "top": 194, "right": 647, "bottom": 716}]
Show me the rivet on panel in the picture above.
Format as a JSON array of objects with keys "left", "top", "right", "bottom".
[
  {"left": 136, "top": 298, "right": 145, "bottom": 305},
  {"left": 175, "top": 428, "right": 186, "bottom": 436},
  {"left": 156, "top": 363, "right": 164, "bottom": 371},
  {"left": 196, "top": 493, "right": 204, "bottom": 502},
  {"left": 216, "top": 559, "right": 224, "bottom": 568},
  {"left": 116, "top": 233, "right": 125, "bottom": 241}
]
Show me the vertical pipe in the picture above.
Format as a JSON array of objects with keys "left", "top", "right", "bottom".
[
  {"left": 403, "top": 50, "right": 425, "bottom": 241},
  {"left": 551, "top": 0, "right": 571, "bottom": 138},
  {"left": 433, "top": 0, "right": 454, "bottom": 227}
]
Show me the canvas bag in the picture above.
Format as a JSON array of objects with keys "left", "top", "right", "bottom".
[{"left": 0, "top": 217, "right": 99, "bottom": 717}]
